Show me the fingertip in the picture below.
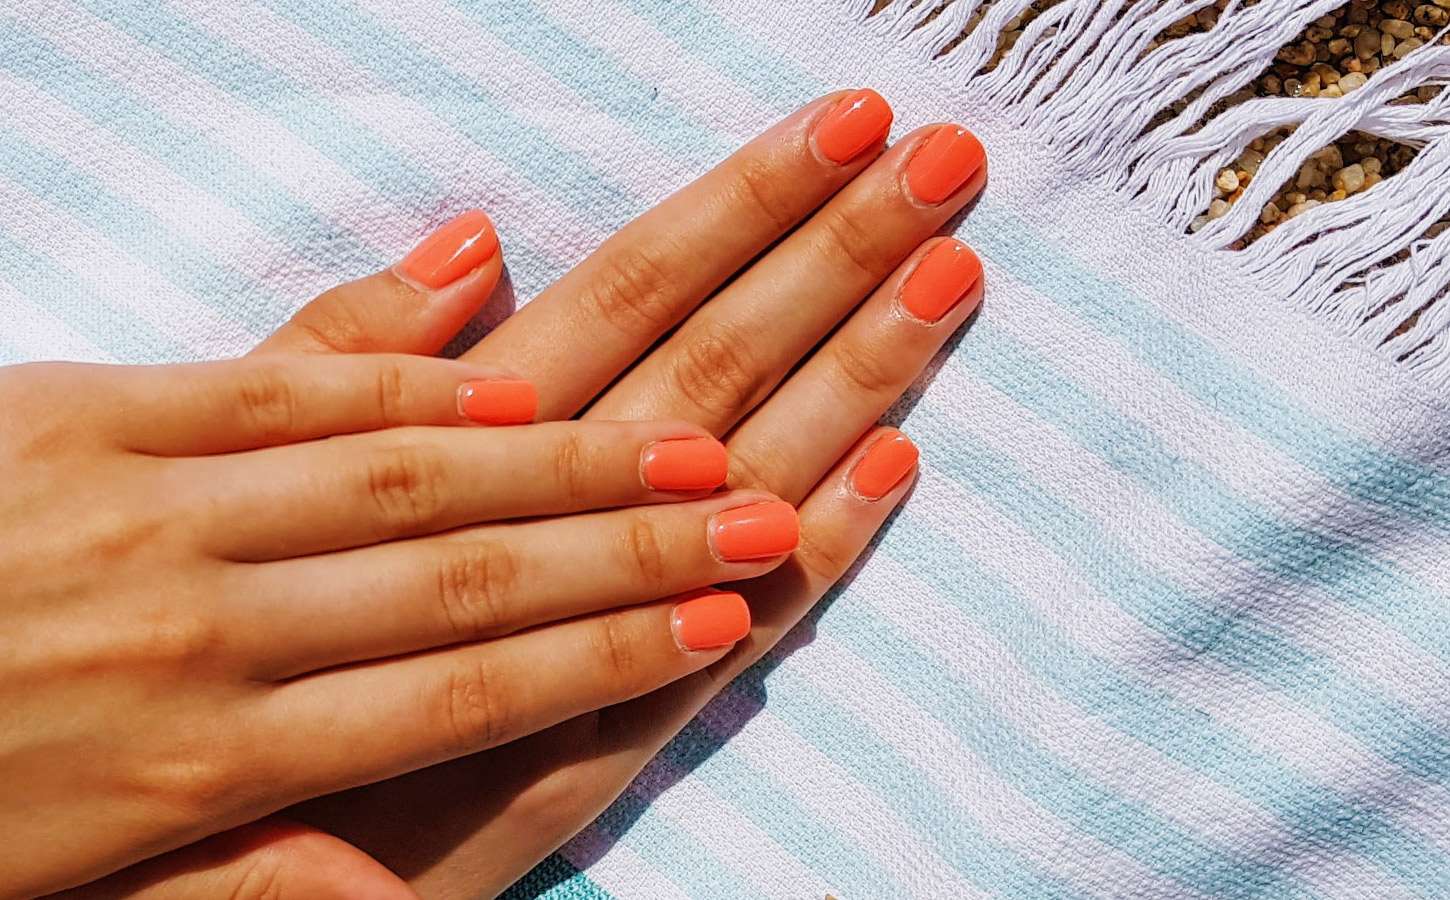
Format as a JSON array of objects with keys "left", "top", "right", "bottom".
[{"left": 670, "top": 588, "right": 752, "bottom": 652}]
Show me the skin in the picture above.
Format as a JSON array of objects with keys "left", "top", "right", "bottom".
[{"left": 55, "top": 89, "right": 988, "bottom": 898}]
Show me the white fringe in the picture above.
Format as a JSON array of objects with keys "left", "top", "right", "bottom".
[{"left": 854, "top": 0, "right": 1450, "bottom": 390}]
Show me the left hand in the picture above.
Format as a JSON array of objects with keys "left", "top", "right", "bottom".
[{"left": 65, "top": 89, "right": 988, "bottom": 898}]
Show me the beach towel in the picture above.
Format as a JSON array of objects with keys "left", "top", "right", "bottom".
[{"left": 4, "top": 1, "right": 1450, "bottom": 897}]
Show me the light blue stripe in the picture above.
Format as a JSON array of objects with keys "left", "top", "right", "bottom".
[
  {"left": 688, "top": 671, "right": 1091, "bottom": 898},
  {"left": 813, "top": 596, "right": 1310, "bottom": 898},
  {"left": 617, "top": 0, "right": 821, "bottom": 111},
  {"left": 884, "top": 505, "right": 1449, "bottom": 893},
  {"left": 78, "top": 0, "right": 442, "bottom": 221},
  {"left": 0, "top": 127, "right": 274, "bottom": 339},
  {"left": 258, "top": 0, "right": 640, "bottom": 236},
  {"left": 448, "top": 1, "right": 734, "bottom": 169},
  {"left": 503, "top": 852, "right": 615, "bottom": 900},
  {"left": 965, "top": 321, "right": 1450, "bottom": 666},
  {"left": 57, "top": 0, "right": 569, "bottom": 304},
  {"left": 901, "top": 405, "right": 1450, "bottom": 894},
  {"left": 960, "top": 202, "right": 1450, "bottom": 534},
  {"left": 585, "top": 784, "right": 759, "bottom": 900},
  {"left": 0, "top": 231, "right": 188, "bottom": 362},
  {"left": 641, "top": 729, "right": 910, "bottom": 899},
  {"left": 0, "top": 334, "right": 27, "bottom": 365},
  {"left": 0, "top": 18, "right": 384, "bottom": 281}
]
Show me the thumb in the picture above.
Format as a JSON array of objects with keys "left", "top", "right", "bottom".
[
  {"left": 52, "top": 819, "right": 417, "bottom": 900},
  {"left": 255, "top": 209, "right": 507, "bottom": 356}
]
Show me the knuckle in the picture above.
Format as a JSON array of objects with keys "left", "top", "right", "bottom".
[
  {"left": 363, "top": 443, "right": 448, "bottom": 534},
  {"left": 729, "top": 155, "right": 800, "bottom": 233},
  {"left": 794, "top": 529, "right": 857, "bottom": 583},
  {"left": 137, "top": 607, "right": 226, "bottom": 670},
  {"left": 373, "top": 360, "right": 411, "bottom": 427},
  {"left": 550, "top": 430, "right": 596, "bottom": 508},
  {"left": 727, "top": 446, "right": 787, "bottom": 495},
  {"left": 621, "top": 514, "right": 668, "bottom": 593},
  {"left": 436, "top": 541, "right": 520, "bottom": 641},
  {"left": 583, "top": 245, "right": 680, "bottom": 335},
  {"left": 670, "top": 322, "right": 764, "bottom": 419},
  {"left": 829, "top": 335, "right": 901, "bottom": 399},
  {"left": 816, "top": 208, "right": 896, "bottom": 281},
  {"left": 590, "top": 612, "right": 641, "bottom": 689},
  {"left": 290, "top": 288, "right": 371, "bottom": 352},
  {"left": 233, "top": 365, "right": 300, "bottom": 444},
  {"left": 441, "top": 658, "right": 509, "bottom": 752},
  {"left": 229, "top": 854, "right": 285, "bottom": 900}
]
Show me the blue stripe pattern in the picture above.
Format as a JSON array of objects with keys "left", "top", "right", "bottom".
[{"left": 4, "top": 1, "right": 1450, "bottom": 897}]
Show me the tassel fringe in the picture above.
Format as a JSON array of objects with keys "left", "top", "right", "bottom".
[{"left": 852, "top": 0, "right": 1450, "bottom": 389}]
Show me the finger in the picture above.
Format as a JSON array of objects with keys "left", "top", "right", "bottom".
[
  {"left": 586, "top": 123, "right": 987, "bottom": 435},
  {"left": 258, "top": 589, "right": 755, "bottom": 798},
  {"left": 52, "top": 819, "right": 415, "bottom": 900},
  {"left": 255, "top": 209, "right": 504, "bottom": 356},
  {"left": 727, "top": 238, "right": 982, "bottom": 503},
  {"left": 195, "top": 420, "right": 728, "bottom": 560},
  {"left": 235, "top": 491, "right": 798, "bottom": 679},
  {"left": 112, "top": 353, "right": 535, "bottom": 457},
  {"left": 462, "top": 89, "right": 893, "bottom": 418}
]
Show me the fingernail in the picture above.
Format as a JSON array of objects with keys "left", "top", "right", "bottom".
[
  {"left": 813, "top": 88, "right": 893, "bottom": 164},
  {"left": 710, "top": 500, "right": 799, "bottom": 561},
  {"left": 851, "top": 430, "right": 919, "bottom": 501},
  {"left": 671, "top": 589, "right": 751, "bottom": 651},
  {"left": 641, "top": 437, "right": 729, "bottom": 492},
  {"left": 457, "top": 379, "right": 537, "bottom": 425},
  {"left": 904, "top": 126, "right": 986, "bottom": 205},
  {"left": 398, "top": 210, "right": 500, "bottom": 289},
  {"left": 900, "top": 239, "right": 983, "bottom": 323}
]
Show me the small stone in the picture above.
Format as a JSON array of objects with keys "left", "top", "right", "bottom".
[
  {"left": 1419, "top": 4, "right": 1450, "bottom": 25},
  {"left": 1311, "top": 62, "right": 1341, "bottom": 85},
  {"left": 1355, "top": 27, "right": 1381, "bottom": 58},
  {"left": 1381, "top": 18, "right": 1415, "bottom": 38},
  {"left": 1285, "top": 77, "right": 1304, "bottom": 97},
  {"left": 1345, "top": 56, "right": 1364, "bottom": 73},
  {"left": 1363, "top": 172, "right": 1384, "bottom": 190},
  {"left": 1332, "top": 163, "right": 1366, "bottom": 193},
  {"left": 1435, "top": 0, "right": 1450, "bottom": 10},
  {"left": 1339, "top": 71, "right": 1369, "bottom": 92},
  {"left": 1286, "top": 199, "right": 1322, "bottom": 218},
  {"left": 1278, "top": 41, "right": 1316, "bottom": 65},
  {"left": 1384, "top": 0, "right": 1411, "bottom": 16},
  {"left": 1321, "top": 83, "right": 1345, "bottom": 98},
  {"left": 1329, "top": 37, "right": 1352, "bottom": 55},
  {"left": 1297, "top": 161, "right": 1328, "bottom": 190},
  {"left": 1216, "top": 169, "right": 1240, "bottom": 193},
  {"left": 1190, "top": 214, "right": 1210, "bottom": 233},
  {"left": 1362, "top": 156, "right": 1382, "bottom": 175},
  {"left": 1238, "top": 149, "right": 1265, "bottom": 175},
  {"left": 1329, "top": 189, "right": 1348, "bottom": 201},
  {"left": 1261, "top": 202, "right": 1283, "bottom": 224},
  {"left": 1394, "top": 37, "right": 1424, "bottom": 57},
  {"left": 1313, "top": 144, "right": 1344, "bottom": 170},
  {"left": 1208, "top": 198, "right": 1231, "bottom": 220}
]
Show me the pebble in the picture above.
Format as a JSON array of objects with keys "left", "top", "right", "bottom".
[
  {"left": 1287, "top": 200, "right": 1322, "bottom": 218},
  {"left": 1382, "top": 17, "right": 1416, "bottom": 36},
  {"left": 1216, "top": 169, "right": 1240, "bottom": 193},
  {"left": 1339, "top": 71, "right": 1369, "bottom": 92},
  {"left": 1332, "top": 163, "right": 1367, "bottom": 193}
]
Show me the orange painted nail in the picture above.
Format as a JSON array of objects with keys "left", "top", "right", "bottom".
[
  {"left": 904, "top": 126, "right": 986, "bottom": 205},
  {"left": 671, "top": 588, "right": 751, "bottom": 651},
  {"left": 457, "top": 379, "right": 537, "bottom": 425},
  {"left": 851, "top": 430, "right": 920, "bottom": 501},
  {"left": 398, "top": 210, "right": 500, "bottom": 289},
  {"left": 710, "top": 500, "right": 799, "bottom": 561},
  {"left": 900, "top": 239, "right": 983, "bottom": 323},
  {"left": 813, "top": 89, "right": 893, "bottom": 165},
  {"left": 641, "top": 437, "right": 729, "bottom": 492}
]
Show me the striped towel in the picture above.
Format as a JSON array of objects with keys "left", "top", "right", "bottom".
[{"left": 6, "top": 1, "right": 1450, "bottom": 897}]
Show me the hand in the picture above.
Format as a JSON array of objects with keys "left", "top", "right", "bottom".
[
  {"left": 3, "top": 348, "right": 803, "bottom": 895},
  {"left": 68, "top": 87, "right": 987, "bottom": 897}
]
